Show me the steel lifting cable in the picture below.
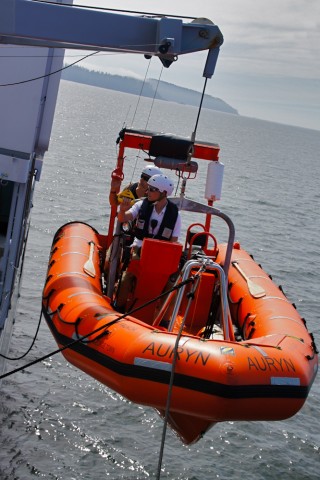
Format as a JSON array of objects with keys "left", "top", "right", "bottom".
[
  {"left": 174, "top": 77, "right": 209, "bottom": 195},
  {"left": 143, "top": 65, "right": 164, "bottom": 132},
  {"left": 125, "top": 57, "right": 153, "bottom": 183},
  {"left": 32, "top": 1, "right": 198, "bottom": 20},
  {"left": 130, "top": 57, "right": 152, "bottom": 128},
  {"left": 193, "top": 77, "right": 209, "bottom": 139},
  {"left": 124, "top": 59, "right": 164, "bottom": 183}
]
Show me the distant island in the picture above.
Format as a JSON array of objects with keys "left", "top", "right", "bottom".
[{"left": 62, "top": 65, "right": 238, "bottom": 115}]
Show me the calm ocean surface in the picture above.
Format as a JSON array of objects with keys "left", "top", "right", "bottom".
[{"left": 1, "top": 80, "right": 319, "bottom": 479}]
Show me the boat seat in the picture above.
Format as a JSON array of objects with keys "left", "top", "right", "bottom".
[
  {"left": 126, "top": 238, "right": 183, "bottom": 324},
  {"left": 185, "top": 225, "right": 218, "bottom": 260}
]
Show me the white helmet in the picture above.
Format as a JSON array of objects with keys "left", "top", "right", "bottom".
[
  {"left": 148, "top": 174, "right": 175, "bottom": 196},
  {"left": 141, "top": 164, "right": 162, "bottom": 178}
]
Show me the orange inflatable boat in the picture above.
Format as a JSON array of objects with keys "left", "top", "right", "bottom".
[{"left": 42, "top": 130, "right": 318, "bottom": 444}]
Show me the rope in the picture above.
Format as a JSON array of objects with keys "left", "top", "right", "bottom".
[
  {"left": 0, "top": 51, "right": 100, "bottom": 87},
  {"left": 0, "top": 275, "right": 195, "bottom": 381},
  {"left": 0, "top": 310, "right": 43, "bottom": 361},
  {"left": 156, "top": 274, "right": 201, "bottom": 480}
]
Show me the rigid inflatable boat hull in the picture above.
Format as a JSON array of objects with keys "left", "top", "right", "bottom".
[{"left": 42, "top": 222, "right": 318, "bottom": 444}]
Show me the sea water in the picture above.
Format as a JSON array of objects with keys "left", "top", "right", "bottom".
[{"left": 0, "top": 81, "right": 319, "bottom": 479}]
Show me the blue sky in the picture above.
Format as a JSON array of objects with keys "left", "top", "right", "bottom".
[{"left": 73, "top": 0, "right": 320, "bottom": 131}]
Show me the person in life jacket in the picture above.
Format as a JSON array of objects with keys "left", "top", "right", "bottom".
[
  {"left": 105, "top": 165, "right": 163, "bottom": 279},
  {"left": 109, "top": 164, "right": 163, "bottom": 207},
  {"left": 115, "top": 174, "right": 181, "bottom": 311}
]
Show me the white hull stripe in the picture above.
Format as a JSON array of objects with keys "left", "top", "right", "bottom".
[
  {"left": 134, "top": 357, "right": 172, "bottom": 372},
  {"left": 271, "top": 377, "right": 300, "bottom": 386}
]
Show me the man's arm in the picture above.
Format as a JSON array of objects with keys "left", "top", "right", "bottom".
[
  {"left": 109, "top": 178, "right": 121, "bottom": 207},
  {"left": 117, "top": 197, "right": 143, "bottom": 223}
]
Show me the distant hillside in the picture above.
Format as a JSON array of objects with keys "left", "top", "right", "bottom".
[
  {"left": 147, "top": 78, "right": 238, "bottom": 114},
  {"left": 62, "top": 65, "right": 238, "bottom": 115}
]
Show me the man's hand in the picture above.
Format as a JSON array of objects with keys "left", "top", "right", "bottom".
[
  {"left": 119, "top": 198, "right": 132, "bottom": 212},
  {"left": 118, "top": 198, "right": 133, "bottom": 222}
]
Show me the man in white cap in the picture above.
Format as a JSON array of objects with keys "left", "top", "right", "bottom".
[
  {"left": 109, "top": 164, "right": 162, "bottom": 207},
  {"left": 115, "top": 174, "right": 181, "bottom": 311}
]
